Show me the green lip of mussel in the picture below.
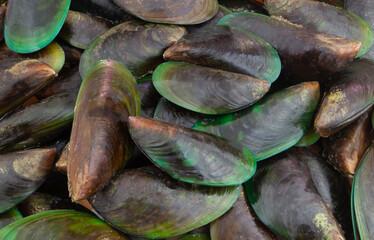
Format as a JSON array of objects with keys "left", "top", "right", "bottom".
[
  {"left": 264, "top": 0, "right": 373, "bottom": 57},
  {"left": 314, "top": 58, "right": 374, "bottom": 137},
  {"left": 128, "top": 117, "right": 256, "bottom": 186},
  {"left": 352, "top": 143, "right": 374, "bottom": 239},
  {"left": 0, "top": 148, "right": 56, "bottom": 214},
  {"left": 193, "top": 81, "right": 320, "bottom": 161},
  {"left": 4, "top": 0, "right": 71, "bottom": 54},
  {"left": 0, "top": 58, "right": 56, "bottom": 117},
  {"left": 163, "top": 25, "right": 281, "bottom": 83},
  {"left": 69, "top": 59, "right": 140, "bottom": 202},
  {"left": 152, "top": 62, "right": 270, "bottom": 115},
  {"left": 0, "top": 208, "right": 22, "bottom": 230},
  {"left": 79, "top": 20, "right": 187, "bottom": 79},
  {"left": 113, "top": 0, "right": 219, "bottom": 25},
  {"left": 88, "top": 166, "right": 241, "bottom": 239},
  {"left": 0, "top": 210, "right": 128, "bottom": 239}
]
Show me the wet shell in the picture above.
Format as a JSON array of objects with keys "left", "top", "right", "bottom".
[
  {"left": 79, "top": 20, "right": 187, "bottom": 79},
  {"left": 113, "top": 0, "right": 219, "bottom": 25},
  {"left": 136, "top": 75, "right": 161, "bottom": 118},
  {"left": 193, "top": 82, "right": 320, "bottom": 161},
  {"left": 153, "top": 62, "right": 270, "bottom": 114},
  {"left": 0, "top": 208, "right": 22, "bottom": 230},
  {"left": 179, "top": 234, "right": 210, "bottom": 240},
  {"left": 129, "top": 117, "right": 256, "bottom": 186},
  {"left": 88, "top": 166, "right": 241, "bottom": 239},
  {"left": 68, "top": 60, "right": 140, "bottom": 201}
]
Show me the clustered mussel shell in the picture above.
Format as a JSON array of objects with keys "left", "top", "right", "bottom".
[{"left": 0, "top": 0, "right": 373, "bottom": 239}]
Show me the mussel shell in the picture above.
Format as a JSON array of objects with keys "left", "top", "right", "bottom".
[
  {"left": 88, "top": 166, "right": 241, "bottom": 239},
  {"left": 217, "top": 12, "right": 361, "bottom": 83},
  {"left": 210, "top": 188, "right": 276, "bottom": 240},
  {"left": 113, "top": 0, "right": 219, "bottom": 25},
  {"left": 59, "top": 41, "right": 83, "bottom": 65},
  {"left": 154, "top": 98, "right": 211, "bottom": 128},
  {"left": 153, "top": 62, "right": 270, "bottom": 114},
  {"left": 136, "top": 75, "right": 161, "bottom": 118},
  {"left": 295, "top": 125, "right": 320, "bottom": 147},
  {"left": 0, "top": 58, "right": 56, "bottom": 117},
  {"left": 164, "top": 25, "right": 281, "bottom": 83},
  {"left": 193, "top": 81, "right": 320, "bottom": 161},
  {"left": 0, "top": 148, "right": 56, "bottom": 213},
  {"left": 129, "top": 117, "right": 256, "bottom": 186},
  {"left": 0, "top": 210, "right": 128, "bottom": 239},
  {"left": 246, "top": 148, "right": 346, "bottom": 239},
  {"left": 166, "top": 225, "right": 210, "bottom": 240},
  {"left": 0, "top": 208, "right": 22, "bottom": 230},
  {"left": 264, "top": 0, "right": 373, "bottom": 57},
  {"left": 0, "top": 93, "right": 75, "bottom": 153},
  {"left": 59, "top": 10, "right": 113, "bottom": 49},
  {"left": 69, "top": 60, "right": 140, "bottom": 201},
  {"left": 179, "top": 234, "right": 210, "bottom": 240},
  {"left": 4, "top": 0, "right": 71, "bottom": 53},
  {"left": 79, "top": 20, "right": 187, "bottom": 79},
  {"left": 352, "top": 143, "right": 374, "bottom": 239},
  {"left": 323, "top": 110, "right": 373, "bottom": 174},
  {"left": 219, "top": 0, "right": 267, "bottom": 13},
  {"left": 55, "top": 142, "right": 69, "bottom": 173},
  {"left": 314, "top": 58, "right": 374, "bottom": 137}
]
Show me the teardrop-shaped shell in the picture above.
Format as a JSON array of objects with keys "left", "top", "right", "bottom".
[
  {"left": 0, "top": 58, "right": 56, "bottom": 117},
  {"left": 113, "top": 0, "right": 219, "bottom": 25},
  {"left": 210, "top": 188, "right": 276, "bottom": 240},
  {"left": 164, "top": 26, "right": 281, "bottom": 83},
  {"left": 246, "top": 148, "right": 345, "bottom": 239},
  {"left": 217, "top": 12, "right": 361, "bottom": 82},
  {"left": 69, "top": 60, "right": 140, "bottom": 202},
  {"left": 153, "top": 62, "right": 270, "bottom": 114},
  {"left": 4, "top": 0, "right": 71, "bottom": 53},
  {"left": 323, "top": 110, "right": 373, "bottom": 174},
  {"left": 0, "top": 210, "right": 128, "bottom": 239},
  {"left": 264, "top": 0, "right": 373, "bottom": 57},
  {"left": 79, "top": 20, "right": 187, "bottom": 79},
  {"left": 59, "top": 10, "right": 113, "bottom": 49},
  {"left": 0, "top": 208, "right": 22, "bottom": 230},
  {"left": 353, "top": 143, "right": 374, "bottom": 239},
  {"left": 314, "top": 58, "right": 374, "bottom": 137},
  {"left": 0, "top": 148, "right": 56, "bottom": 213},
  {"left": 193, "top": 82, "right": 320, "bottom": 161},
  {"left": 129, "top": 117, "right": 256, "bottom": 186},
  {"left": 88, "top": 166, "right": 241, "bottom": 239}
]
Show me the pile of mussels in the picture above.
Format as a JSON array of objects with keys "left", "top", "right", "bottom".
[{"left": 0, "top": 0, "right": 373, "bottom": 239}]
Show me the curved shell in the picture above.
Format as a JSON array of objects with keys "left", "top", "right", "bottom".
[
  {"left": 0, "top": 58, "right": 56, "bottom": 117},
  {"left": 0, "top": 210, "right": 128, "bottom": 239},
  {"left": 295, "top": 125, "right": 320, "bottom": 147},
  {"left": 193, "top": 82, "right": 320, "bottom": 161},
  {"left": 79, "top": 20, "right": 187, "bottom": 79},
  {"left": 4, "top": 0, "right": 71, "bottom": 53},
  {"left": 113, "top": 0, "right": 219, "bottom": 25},
  {"left": 0, "top": 148, "right": 56, "bottom": 213},
  {"left": 264, "top": 0, "right": 373, "bottom": 57},
  {"left": 88, "top": 166, "right": 241, "bottom": 239},
  {"left": 314, "top": 58, "right": 374, "bottom": 137},
  {"left": 164, "top": 25, "right": 281, "bottom": 83},
  {"left": 0, "top": 208, "right": 22, "bottom": 230},
  {"left": 217, "top": 12, "right": 361, "bottom": 82},
  {"left": 129, "top": 117, "right": 256, "bottom": 186},
  {"left": 69, "top": 60, "right": 140, "bottom": 201},
  {"left": 59, "top": 10, "right": 113, "bottom": 49},
  {"left": 153, "top": 62, "right": 270, "bottom": 115},
  {"left": 136, "top": 75, "right": 161, "bottom": 118}
]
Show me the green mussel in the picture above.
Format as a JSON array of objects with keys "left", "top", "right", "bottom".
[
  {"left": 0, "top": 58, "right": 56, "bottom": 117},
  {"left": 179, "top": 234, "right": 210, "bottom": 240},
  {"left": 129, "top": 117, "right": 256, "bottom": 186},
  {"left": 0, "top": 148, "right": 56, "bottom": 213},
  {"left": 0, "top": 210, "right": 127, "bottom": 239},
  {"left": 217, "top": 12, "right": 361, "bottom": 82},
  {"left": 0, "top": 208, "right": 22, "bottom": 230},
  {"left": 4, "top": 0, "right": 71, "bottom": 53},
  {"left": 314, "top": 58, "right": 374, "bottom": 137},
  {"left": 68, "top": 60, "right": 140, "bottom": 201},
  {"left": 59, "top": 10, "right": 113, "bottom": 49},
  {"left": 113, "top": 0, "right": 219, "bottom": 25},
  {"left": 295, "top": 125, "right": 320, "bottom": 147},
  {"left": 79, "top": 20, "right": 187, "bottom": 79},
  {"left": 264, "top": 0, "right": 373, "bottom": 57},
  {"left": 153, "top": 62, "right": 270, "bottom": 114},
  {"left": 246, "top": 148, "right": 349, "bottom": 239},
  {"left": 164, "top": 25, "right": 281, "bottom": 83},
  {"left": 88, "top": 166, "right": 241, "bottom": 239},
  {"left": 193, "top": 81, "right": 320, "bottom": 161}
]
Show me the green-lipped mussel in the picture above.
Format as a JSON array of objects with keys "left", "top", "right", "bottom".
[{"left": 0, "top": 208, "right": 22, "bottom": 230}]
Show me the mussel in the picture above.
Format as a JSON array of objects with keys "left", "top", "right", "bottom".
[{"left": 0, "top": 208, "right": 22, "bottom": 230}]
